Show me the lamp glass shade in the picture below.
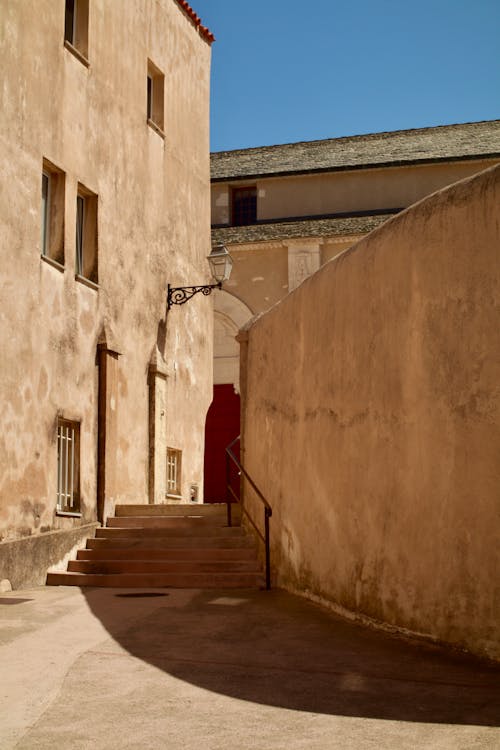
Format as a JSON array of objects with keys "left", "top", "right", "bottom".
[{"left": 208, "top": 245, "right": 233, "bottom": 284}]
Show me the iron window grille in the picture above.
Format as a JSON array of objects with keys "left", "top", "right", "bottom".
[
  {"left": 57, "top": 418, "right": 80, "bottom": 513},
  {"left": 166, "top": 448, "right": 182, "bottom": 497}
]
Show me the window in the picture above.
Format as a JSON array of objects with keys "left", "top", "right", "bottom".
[
  {"left": 41, "top": 172, "right": 50, "bottom": 254},
  {"left": 64, "top": 0, "right": 89, "bottom": 63},
  {"left": 75, "top": 184, "right": 98, "bottom": 285},
  {"left": 41, "top": 160, "right": 65, "bottom": 266},
  {"left": 57, "top": 418, "right": 80, "bottom": 513},
  {"left": 147, "top": 60, "right": 165, "bottom": 135},
  {"left": 166, "top": 448, "right": 182, "bottom": 497},
  {"left": 232, "top": 186, "right": 257, "bottom": 226}
]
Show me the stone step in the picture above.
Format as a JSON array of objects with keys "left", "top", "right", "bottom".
[
  {"left": 46, "top": 571, "right": 264, "bottom": 588},
  {"left": 47, "top": 500, "right": 262, "bottom": 590},
  {"left": 77, "top": 548, "right": 257, "bottom": 561},
  {"left": 87, "top": 536, "right": 256, "bottom": 550},
  {"left": 106, "top": 516, "right": 236, "bottom": 529},
  {"left": 114, "top": 503, "right": 238, "bottom": 518},
  {"left": 96, "top": 525, "right": 246, "bottom": 538},
  {"left": 68, "top": 560, "right": 261, "bottom": 574}
]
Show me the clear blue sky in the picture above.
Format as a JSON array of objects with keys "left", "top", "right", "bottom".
[{"left": 191, "top": 0, "right": 500, "bottom": 153}]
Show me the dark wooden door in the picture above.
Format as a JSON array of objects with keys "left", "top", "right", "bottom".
[{"left": 204, "top": 384, "right": 240, "bottom": 503}]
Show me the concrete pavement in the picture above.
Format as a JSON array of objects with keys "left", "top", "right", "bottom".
[{"left": 1, "top": 585, "right": 499, "bottom": 749}]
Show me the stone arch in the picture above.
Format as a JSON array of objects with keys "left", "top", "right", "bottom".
[{"left": 213, "top": 290, "right": 253, "bottom": 392}]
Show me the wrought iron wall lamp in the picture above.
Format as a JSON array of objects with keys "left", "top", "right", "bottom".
[{"left": 167, "top": 245, "right": 233, "bottom": 310}]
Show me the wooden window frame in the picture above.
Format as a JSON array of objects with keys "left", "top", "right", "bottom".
[
  {"left": 75, "top": 183, "right": 98, "bottom": 287},
  {"left": 147, "top": 59, "right": 165, "bottom": 137},
  {"left": 64, "top": 0, "right": 90, "bottom": 65},
  {"left": 41, "top": 160, "right": 65, "bottom": 268}
]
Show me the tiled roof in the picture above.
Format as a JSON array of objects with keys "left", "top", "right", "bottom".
[
  {"left": 175, "top": 0, "right": 215, "bottom": 43},
  {"left": 211, "top": 121, "right": 500, "bottom": 180},
  {"left": 212, "top": 213, "right": 393, "bottom": 245}
]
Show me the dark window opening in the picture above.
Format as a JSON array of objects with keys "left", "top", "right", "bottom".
[
  {"left": 75, "top": 184, "right": 98, "bottom": 284},
  {"left": 147, "top": 60, "right": 165, "bottom": 134},
  {"left": 147, "top": 75, "right": 153, "bottom": 120},
  {"left": 232, "top": 187, "right": 257, "bottom": 226},
  {"left": 64, "top": 0, "right": 89, "bottom": 61},
  {"left": 41, "top": 160, "right": 65, "bottom": 266},
  {"left": 64, "top": 0, "right": 75, "bottom": 44}
]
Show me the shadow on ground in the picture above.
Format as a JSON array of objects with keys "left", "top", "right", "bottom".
[{"left": 82, "top": 586, "right": 500, "bottom": 726}]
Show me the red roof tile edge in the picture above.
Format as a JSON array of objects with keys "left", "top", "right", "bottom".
[{"left": 175, "top": 0, "right": 215, "bottom": 43}]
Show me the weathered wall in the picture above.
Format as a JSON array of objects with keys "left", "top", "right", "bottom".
[
  {"left": 240, "top": 165, "right": 500, "bottom": 660},
  {"left": 0, "top": 0, "right": 213, "bottom": 586}
]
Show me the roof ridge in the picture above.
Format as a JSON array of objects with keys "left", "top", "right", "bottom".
[{"left": 211, "top": 119, "right": 500, "bottom": 157}]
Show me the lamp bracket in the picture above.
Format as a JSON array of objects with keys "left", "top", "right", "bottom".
[{"left": 167, "top": 282, "right": 222, "bottom": 310}]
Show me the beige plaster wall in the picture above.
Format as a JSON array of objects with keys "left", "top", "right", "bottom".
[
  {"left": 218, "top": 237, "right": 363, "bottom": 322},
  {"left": 240, "top": 165, "right": 500, "bottom": 660},
  {"left": 223, "top": 244, "right": 289, "bottom": 314},
  {"left": 0, "top": 0, "right": 212, "bottom": 573},
  {"left": 212, "top": 159, "right": 497, "bottom": 225}
]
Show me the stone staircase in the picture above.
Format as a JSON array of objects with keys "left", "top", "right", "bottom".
[{"left": 46, "top": 503, "right": 264, "bottom": 588}]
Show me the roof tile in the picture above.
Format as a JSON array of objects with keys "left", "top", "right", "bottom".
[
  {"left": 212, "top": 214, "right": 392, "bottom": 244},
  {"left": 211, "top": 121, "right": 500, "bottom": 180}
]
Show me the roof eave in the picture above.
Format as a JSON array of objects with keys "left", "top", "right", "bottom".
[{"left": 211, "top": 152, "right": 500, "bottom": 183}]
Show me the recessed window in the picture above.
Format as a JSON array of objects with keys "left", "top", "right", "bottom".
[
  {"left": 41, "top": 160, "right": 65, "bottom": 266},
  {"left": 75, "top": 184, "right": 98, "bottom": 285},
  {"left": 232, "top": 186, "right": 257, "bottom": 226},
  {"left": 57, "top": 418, "right": 80, "bottom": 513},
  {"left": 64, "top": 0, "right": 89, "bottom": 62},
  {"left": 167, "top": 448, "right": 182, "bottom": 497},
  {"left": 147, "top": 60, "right": 165, "bottom": 135}
]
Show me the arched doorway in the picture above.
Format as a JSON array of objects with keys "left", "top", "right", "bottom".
[{"left": 203, "top": 291, "right": 253, "bottom": 503}]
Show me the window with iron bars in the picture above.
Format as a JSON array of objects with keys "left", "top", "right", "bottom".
[
  {"left": 231, "top": 186, "right": 257, "bottom": 226},
  {"left": 57, "top": 418, "right": 80, "bottom": 513},
  {"left": 166, "top": 448, "right": 182, "bottom": 497}
]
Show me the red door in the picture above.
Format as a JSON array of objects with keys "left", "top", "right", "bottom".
[{"left": 204, "top": 384, "right": 240, "bottom": 503}]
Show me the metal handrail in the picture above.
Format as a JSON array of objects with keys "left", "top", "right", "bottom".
[{"left": 225, "top": 435, "right": 272, "bottom": 590}]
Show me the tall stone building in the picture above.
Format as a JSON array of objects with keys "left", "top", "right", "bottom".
[{"left": 0, "top": 0, "right": 215, "bottom": 588}]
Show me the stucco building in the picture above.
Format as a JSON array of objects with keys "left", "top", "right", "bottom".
[
  {"left": 0, "top": 0, "right": 215, "bottom": 588},
  {"left": 204, "top": 122, "right": 500, "bottom": 500}
]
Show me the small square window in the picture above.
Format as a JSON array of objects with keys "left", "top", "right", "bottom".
[
  {"left": 64, "top": 0, "right": 89, "bottom": 62},
  {"left": 147, "top": 60, "right": 165, "bottom": 135},
  {"left": 75, "top": 184, "right": 98, "bottom": 285},
  {"left": 232, "top": 186, "right": 257, "bottom": 226},
  {"left": 57, "top": 418, "right": 80, "bottom": 513},
  {"left": 166, "top": 448, "right": 182, "bottom": 497},
  {"left": 41, "top": 160, "right": 65, "bottom": 266}
]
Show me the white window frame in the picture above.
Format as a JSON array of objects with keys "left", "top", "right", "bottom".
[
  {"left": 57, "top": 418, "right": 80, "bottom": 513},
  {"left": 166, "top": 448, "right": 182, "bottom": 497}
]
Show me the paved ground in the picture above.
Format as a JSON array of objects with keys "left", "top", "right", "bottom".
[{"left": 1, "top": 585, "right": 499, "bottom": 750}]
